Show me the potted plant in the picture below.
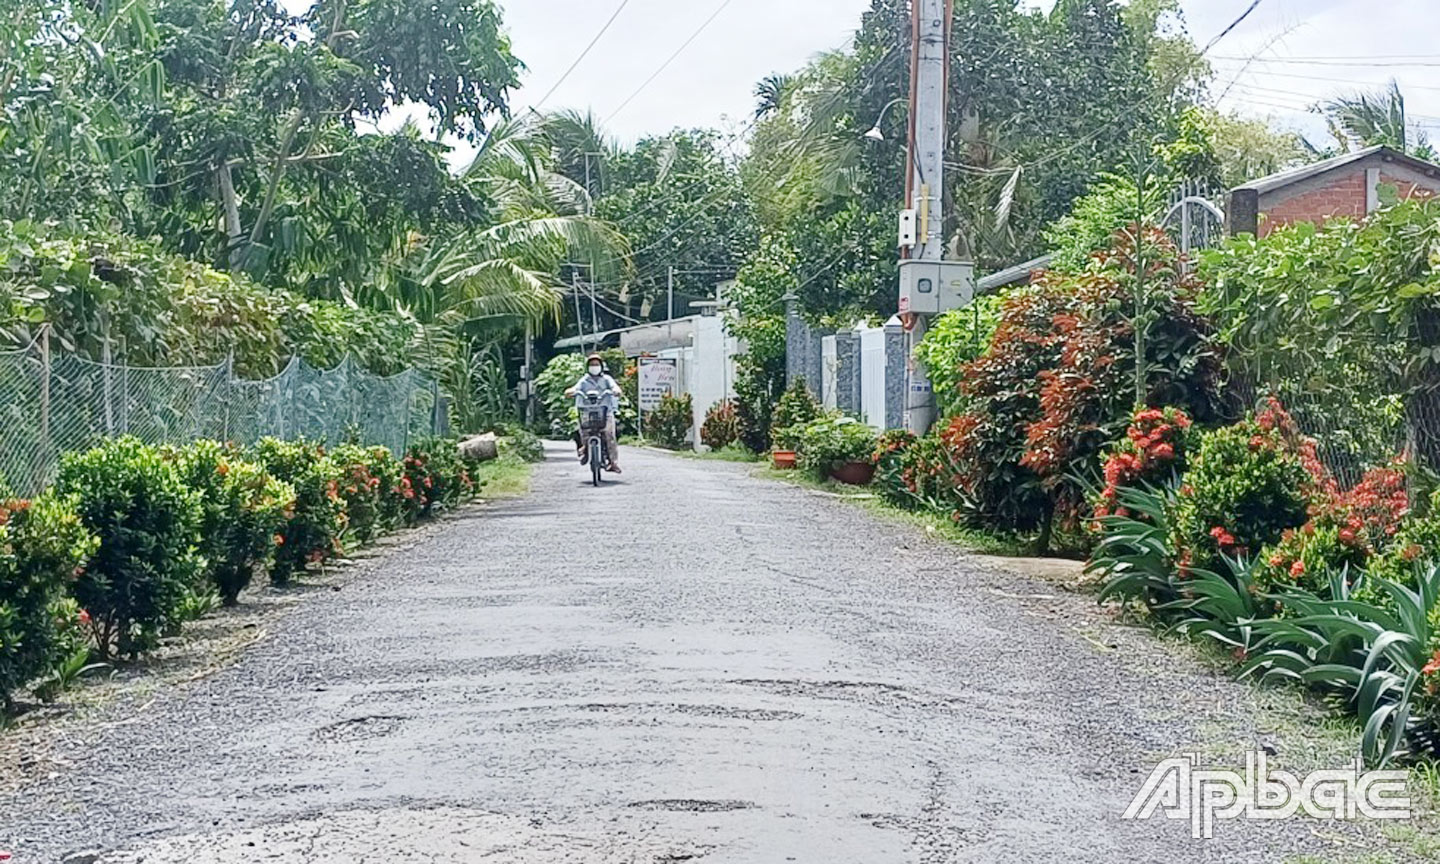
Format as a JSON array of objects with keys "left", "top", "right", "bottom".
[
  {"left": 769, "top": 380, "right": 820, "bottom": 470},
  {"left": 771, "top": 425, "right": 802, "bottom": 469},
  {"left": 797, "top": 415, "right": 878, "bottom": 485}
]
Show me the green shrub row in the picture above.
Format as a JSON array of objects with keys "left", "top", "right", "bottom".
[{"left": 0, "top": 434, "right": 481, "bottom": 710}]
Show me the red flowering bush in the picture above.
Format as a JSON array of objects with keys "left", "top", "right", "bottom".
[
  {"left": 1255, "top": 463, "right": 1411, "bottom": 597},
  {"left": 0, "top": 494, "right": 98, "bottom": 711},
  {"left": 872, "top": 430, "right": 918, "bottom": 506},
  {"left": 701, "top": 399, "right": 741, "bottom": 451},
  {"left": 330, "top": 444, "right": 387, "bottom": 544},
  {"left": 873, "top": 431, "right": 965, "bottom": 512},
  {"left": 946, "top": 227, "right": 1221, "bottom": 545},
  {"left": 1368, "top": 486, "right": 1440, "bottom": 589},
  {"left": 1092, "top": 406, "right": 1194, "bottom": 524},
  {"left": 1174, "top": 399, "right": 1322, "bottom": 575},
  {"left": 401, "top": 437, "right": 474, "bottom": 524},
  {"left": 251, "top": 438, "right": 347, "bottom": 586}
]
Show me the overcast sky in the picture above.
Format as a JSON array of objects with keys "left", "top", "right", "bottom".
[{"left": 493, "top": 0, "right": 1440, "bottom": 152}]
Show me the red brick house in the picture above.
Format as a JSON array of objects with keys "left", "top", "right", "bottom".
[{"left": 1227, "top": 145, "right": 1440, "bottom": 237}]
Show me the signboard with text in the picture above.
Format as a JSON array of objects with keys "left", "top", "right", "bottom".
[{"left": 638, "top": 357, "right": 679, "bottom": 411}]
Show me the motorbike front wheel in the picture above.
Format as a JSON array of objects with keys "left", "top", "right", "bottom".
[{"left": 588, "top": 435, "right": 602, "bottom": 486}]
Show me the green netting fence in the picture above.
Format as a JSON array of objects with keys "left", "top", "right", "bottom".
[{"left": 0, "top": 332, "right": 440, "bottom": 495}]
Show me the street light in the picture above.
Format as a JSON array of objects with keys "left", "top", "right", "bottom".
[{"left": 863, "top": 97, "right": 907, "bottom": 142}]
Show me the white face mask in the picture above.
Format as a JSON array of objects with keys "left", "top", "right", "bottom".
[{"left": 588, "top": 365, "right": 602, "bottom": 376}]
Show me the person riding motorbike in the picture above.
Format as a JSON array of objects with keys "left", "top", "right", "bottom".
[{"left": 564, "top": 353, "right": 622, "bottom": 473}]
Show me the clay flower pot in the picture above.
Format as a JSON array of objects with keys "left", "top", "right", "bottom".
[
  {"left": 772, "top": 449, "right": 798, "bottom": 470},
  {"left": 830, "top": 461, "right": 875, "bottom": 486}
]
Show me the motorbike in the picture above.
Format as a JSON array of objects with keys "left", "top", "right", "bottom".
[{"left": 578, "top": 391, "right": 611, "bottom": 486}]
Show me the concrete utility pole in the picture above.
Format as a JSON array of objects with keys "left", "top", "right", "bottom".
[{"left": 901, "top": 0, "right": 953, "bottom": 435}]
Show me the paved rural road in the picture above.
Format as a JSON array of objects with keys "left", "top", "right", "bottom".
[{"left": 3, "top": 443, "right": 1331, "bottom": 863}]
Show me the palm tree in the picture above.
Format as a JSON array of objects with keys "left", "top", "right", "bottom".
[
  {"left": 359, "top": 115, "right": 632, "bottom": 426},
  {"left": 1320, "top": 80, "right": 1434, "bottom": 159},
  {"left": 540, "top": 109, "right": 618, "bottom": 200},
  {"left": 753, "top": 73, "right": 794, "bottom": 120}
]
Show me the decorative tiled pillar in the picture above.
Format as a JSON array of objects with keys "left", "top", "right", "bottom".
[
  {"left": 884, "top": 316, "right": 907, "bottom": 432},
  {"left": 834, "top": 329, "right": 861, "bottom": 416}
]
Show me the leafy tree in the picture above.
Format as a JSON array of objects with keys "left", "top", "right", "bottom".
[
  {"left": 739, "top": 0, "right": 1203, "bottom": 327},
  {"left": 1202, "top": 110, "right": 1313, "bottom": 188},
  {"left": 729, "top": 237, "right": 797, "bottom": 451},
  {"left": 753, "top": 74, "right": 794, "bottom": 120},
  {"left": 591, "top": 129, "right": 756, "bottom": 322},
  {"left": 1198, "top": 199, "right": 1440, "bottom": 474}
]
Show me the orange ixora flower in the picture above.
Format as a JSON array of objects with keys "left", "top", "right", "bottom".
[{"left": 1423, "top": 650, "right": 1440, "bottom": 677}]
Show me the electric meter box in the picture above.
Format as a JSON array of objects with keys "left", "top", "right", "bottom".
[{"left": 897, "top": 260, "right": 974, "bottom": 315}]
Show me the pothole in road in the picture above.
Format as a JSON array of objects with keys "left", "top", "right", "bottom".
[
  {"left": 628, "top": 799, "right": 756, "bottom": 813},
  {"left": 312, "top": 714, "right": 407, "bottom": 743}
]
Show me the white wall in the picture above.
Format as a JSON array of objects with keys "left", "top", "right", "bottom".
[
  {"left": 859, "top": 323, "right": 887, "bottom": 430},
  {"left": 688, "top": 314, "right": 740, "bottom": 450}
]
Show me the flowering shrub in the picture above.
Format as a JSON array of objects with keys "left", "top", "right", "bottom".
[
  {"left": 872, "top": 430, "right": 917, "bottom": 504},
  {"left": 1254, "top": 464, "right": 1411, "bottom": 598},
  {"left": 796, "top": 415, "right": 877, "bottom": 482},
  {"left": 701, "top": 400, "right": 741, "bottom": 451},
  {"left": 56, "top": 437, "right": 203, "bottom": 659},
  {"left": 1092, "top": 406, "right": 1194, "bottom": 524},
  {"left": 0, "top": 494, "right": 98, "bottom": 710},
  {"left": 171, "top": 440, "right": 295, "bottom": 606},
  {"left": 644, "top": 393, "right": 693, "bottom": 450},
  {"left": 872, "top": 430, "right": 964, "bottom": 511},
  {"left": 1367, "top": 486, "right": 1440, "bottom": 589},
  {"left": 330, "top": 444, "right": 386, "bottom": 544},
  {"left": 251, "top": 438, "right": 347, "bottom": 586},
  {"left": 1174, "top": 400, "right": 1320, "bottom": 576},
  {"left": 947, "top": 228, "right": 1222, "bottom": 545},
  {"left": 360, "top": 445, "right": 407, "bottom": 531},
  {"left": 402, "top": 437, "right": 474, "bottom": 523}
]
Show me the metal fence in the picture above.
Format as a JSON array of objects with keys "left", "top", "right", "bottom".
[{"left": 0, "top": 330, "right": 439, "bottom": 495}]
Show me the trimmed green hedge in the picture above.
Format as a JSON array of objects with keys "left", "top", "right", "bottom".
[{"left": 0, "top": 433, "right": 481, "bottom": 710}]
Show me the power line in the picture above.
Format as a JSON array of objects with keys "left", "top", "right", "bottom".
[
  {"left": 1215, "top": 56, "right": 1440, "bottom": 68},
  {"left": 1209, "top": 61, "right": 1440, "bottom": 94},
  {"left": 603, "top": 0, "right": 736, "bottom": 125},
  {"left": 1201, "top": 0, "right": 1265, "bottom": 54},
  {"left": 533, "top": 0, "right": 633, "bottom": 111},
  {"left": 1215, "top": 53, "right": 1440, "bottom": 63}
]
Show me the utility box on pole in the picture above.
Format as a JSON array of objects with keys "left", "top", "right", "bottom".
[{"left": 898, "top": 260, "right": 974, "bottom": 316}]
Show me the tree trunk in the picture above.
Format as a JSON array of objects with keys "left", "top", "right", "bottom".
[
  {"left": 245, "top": 110, "right": 304, "bottom": 261},
  {"left": 1034, "top": 499, "right": 1054, "bottom": 557},
  {"left": 217, "top": 162, "right": 243, "bottom": 270}
]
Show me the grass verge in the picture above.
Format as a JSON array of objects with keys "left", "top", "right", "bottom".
[
  {"left": 475, "top": 453, "right": 533, "bottom": 499},
  {"left": 755, "top": 465, "right": 1028, "bottom": 556},
  {"left": 676, "top": 445, "right": 761, "bottom": 463}
]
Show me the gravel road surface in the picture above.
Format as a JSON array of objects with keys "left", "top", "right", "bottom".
[{"left": 0, "top": 443, "right": 1344, "bottom": 862}]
